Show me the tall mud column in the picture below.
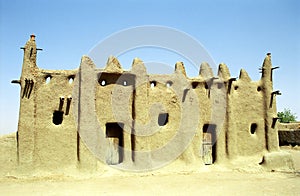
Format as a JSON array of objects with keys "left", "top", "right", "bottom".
[
  {"left": 17, "top": 35, "right": 39, "bottom": 168},
  {"left": 217, "top": 63, "right": 233, "bottom": 161},
  {"left": 261, "top": 53, "right": 279, "bottom": 152},
  {"left": 130, "top": 58, "right": 152, "bottom": 169}
]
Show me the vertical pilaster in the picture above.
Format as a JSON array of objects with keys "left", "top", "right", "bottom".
[
  {"left": 17, "top": 35, "right": 38, "bottom": 168},
  {"left": 261, "top": 53, "right": 279, "bottom": 152}
]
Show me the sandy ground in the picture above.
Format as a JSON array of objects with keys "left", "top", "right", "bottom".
[
  {"left": 0, "top": 171, "right": 299, "bottom": 195},
  {"left": 0, "top": 147, "right": 299, "bottom": 196}
]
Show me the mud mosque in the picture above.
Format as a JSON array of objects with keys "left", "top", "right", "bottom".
[{"left": 0, "top": 35, "right": 294, "bottom": 175}]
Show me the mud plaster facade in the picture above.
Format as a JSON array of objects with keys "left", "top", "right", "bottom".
[{"left": 3, "top": 35, "right": 295, "bottom": 175}]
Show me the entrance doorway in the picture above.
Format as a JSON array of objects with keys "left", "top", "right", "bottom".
[
  {"left": 202, "top": 124, "right": 216, "bottom": 165},
  {"left": 105, "top": 122, "right": 124, "bottom": 165}
]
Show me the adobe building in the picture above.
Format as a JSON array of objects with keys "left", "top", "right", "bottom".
[{"left": 0, "top": 35, "right": 295, "bottom": 176}]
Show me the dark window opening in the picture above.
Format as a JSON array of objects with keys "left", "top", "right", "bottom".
[
  {"left": 250, "top": 123, "right": 257, "bottom": 134},
  {"left": 158, "top": 113, "right": 169, "bottom": 126},
  {"left": 202, "top": 124, "right": 217, "bottom": 165},
  {"left": 257, "top": 86, "right": 262, "bottom": 92},
  {"left": 68, "top": 75, "right": 75, "bottom": 84},
  {"left": 53, "top": 110, "right": 64, "bottom": 125},
  {"left": 150, "top": 81, "right": 157, "bottom": 88},
  {"left": 69, "top": 78, "right": 74, "bottom": 84},
  {"left": 166, "top": 81, "right": 173, "bottom": 88},
  {"left": 192, "top": 82, "right": 199, "bottom": 89},
  {"left": 234, "top": 86, "right": 238, "bottom": 90},
  {"left": 106, "top": 123, "right": 124, "bottom": 165},
  {"left": 45, "top": 75, "right": 51, "bottom": 84},
  {"left": 98, "top": 72, "right": 135, "bottom": 86}
]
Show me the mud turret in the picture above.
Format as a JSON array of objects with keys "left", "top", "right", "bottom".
[{"left": 261, "top": 53, "right": 280, "bottom": 151}]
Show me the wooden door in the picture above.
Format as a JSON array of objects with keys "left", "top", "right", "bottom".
[
  {"left": 202, "top": 132, "right": 213, "bottom": 165},
  {"left": 106, "top": 137, "right": 120, "bottom": 165}
]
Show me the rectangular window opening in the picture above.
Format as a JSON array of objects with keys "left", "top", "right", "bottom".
[{"left": 158, "top": 113, "right": 169, "bottom": 126}]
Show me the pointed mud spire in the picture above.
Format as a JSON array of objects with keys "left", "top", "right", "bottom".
[
  {"left": 131, "top": 57, "right": 147, "bottom": 74},
  {"left": 218, "top": 63, "right": 231, "bottom": 80},
  {"left": 175, "top": 61, "right": 187, "bottom": 76},
  {"left": 24, "top": 34, "right": 38, "bottom": 65},
  {"left": 199, "top": 62, "right": 213, "bottom": 79},
  {"left": 262, "top": 53, "right": 272, "bottom": 69},
  {"left": 239, "top": 69, "right": 251, "bottom": 82},
  {"left": 80, "top": 55, "right": 96, "bottom": 69},
  {"left": 104, "top": 56, "right": 123, "bottom": 73},
  {"left": 261, "top": 53, "right": 272, "bottom": 80},
  {"left": 132, "top": 57, "right": 144, "bottom": 67}
]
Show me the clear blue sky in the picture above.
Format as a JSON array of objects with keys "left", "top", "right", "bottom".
[{"left": 0, "top": 0, "right": 299, "bottom": 135}]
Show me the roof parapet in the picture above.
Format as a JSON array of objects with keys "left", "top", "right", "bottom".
[
  {"left": 199, "top": 62, "right": 213, "bottom": 79},
  {"left": 218, "top": 63, "right": 231, "bottom": 80},
  {"left": 239, "top": 69, "right": 251, "bottom": 82},
  {"left": 104, "top": 56, "right": 123, "bottom": 73},
  {"left": 175, "top": 62, "right": 187, "bottom": 76}
]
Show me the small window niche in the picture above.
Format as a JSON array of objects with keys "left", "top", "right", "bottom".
[
  {"left": 53, "top": 110, "right": 64, "bottom": 125},
  {"left": 250, "top": 123, "right": 257, "bottom": 134},
  {"left": 158, "top": 113, "right": 169, "bottom": 126},
  {"left": 45, "top": 75, "right": 51, "bottom": 84},
  {"left": 192, "top": 82, "right": 198, "bottom": 89},
  {"left": 68, "top": 75, "right": 75, "bottom": 84},
  {"left": 166, "top": 81, "right": 173, "bottom": 88},
  {"left": 257, "top": 86, "right": 262, "bottom": 92},
  {"left": 150, "top": 81, "right": 157, "bottom": 88}
]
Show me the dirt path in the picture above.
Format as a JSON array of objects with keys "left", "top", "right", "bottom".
[
  {"left": 0, "top": 171, "right": 299, "bottom": 195},
  {"left": 1, "top": 146, "right": 299, "bottom": 195}
]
